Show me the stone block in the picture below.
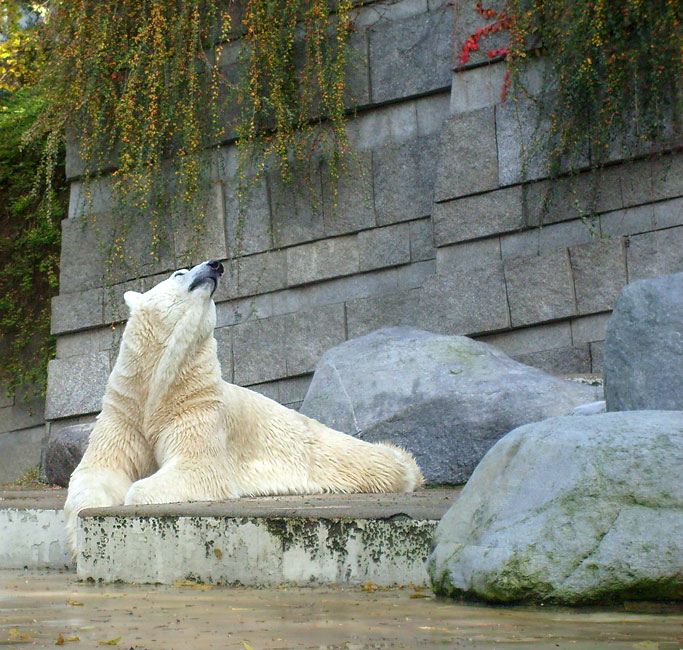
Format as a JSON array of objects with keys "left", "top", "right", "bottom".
[
  {"left": 395, "top": 259, "right": 437, "bottom": 288},
  {"left": 0, "top": 426, "right": 45, "bottom": 484},
  {"left": 504, "top": 249, "right": 576, "bottom": 327},
  {"left": 269, "top": 163, "right": 324, "bottom": 248},
  {"left": 286, "top": 235, "right": 360, "bottom": 286},
  {"left": 627, "top": 226, "right": 683, "bottom": 283},
  {"left": 59, "top": 215, "right": 110, "bottom": 294},
  {"left": 416, "top": 92, "right": 450, "bottom": 136},
  {"left": 68, "top": 177, "right": 115, "bottom": 220},
  {"left": 345, "top": 30, "right": 371, "bottom": 108},
  {"left": 496, "top": 96, "right": 590, "bottom": 186},
  {"left": 410, "top": 218, "right": 436, "bottom": 261},
  {"left": 51, "top": 288, "right": 104, "bottom": 335},
  {"left": 56, "top": 328, "right": 115, "bottom": 360},
  {"left": 600, "top": 204, "right": 655, "bottom": 238},
  {"left": 651, "top": 152, "right": 683, "bottom": 202},
  {"left": 450, "top": 63, "right": 508, "bottom": 114},
  {"left": 653, "top": 197, "right": 683, "bottom": 229},
  {"left": 571, "top": 313, "right": 610, "bottom": 345},
  {"left": 0, "top": 393, "right": 45, "bottom": 435},
  {"left": 45, "top": 352, "right": 111, "bottom": 420},
  {"left": 355, "top": 0, "right": 429, "bottom": 28},
  {"left": 270, "top": 286, "right": 311, "bottom": 317},
  {"left": 500, "top": 219, "right": 596, "bottom": 259},
  {"left": 436, "top": 238, "right": 501, "bottom": 274},
  {"left": 306, "top": 266, "right": 400, "bottom": 307},
  {"left": 279, "top": 375, "right": 313, "bottom": 406},
  {"left": 358, "top": 223, "right": 411, "bottom": 272},
  {"left": 215, "top": 293, "right": 274, "bottom": 328},
  {"left": 214, "top": 326, "right": 233, "bottom": 383},
  {"left": 236, "top": 250, "right": 287, "bottom": 297},
  {"left": 347, "top": 100, "right": 418, "bottom": 151},
  {"left": 452, "top": 0, "right": 508, "bottom": 69},
  {"left": 434, "top": 186, "right": 524, "bottom": 246},
  {"left": 513, "top": 345, "right": 591, "bottom": 376},
  {"left": 232, "top": 316, "right": 287, "bottom": 386},
  {"left": 590, "top": 341, "right": 605, "bottom": 373},
  {"left": 368, "top": 5, "right": 453, "bottom": 104},
  {"left": 321, "top": 151, "right": 376, "bottom": 237},
  {"left": 477, "top": 321, "right": 572, "bottom": 356},
  {"left": 570, "top": 238, "right": 627, "bottom": 314},
  {"left": 284, "top": 304, "right": 346, "bottom": 376},
  {"left": 419, "top": 262, "right": 509, "bottom": 335},
  {"left": 619, "top": 158, "right": 654, "bottom": 206},
  {"left": 173, "top": 181, "right": 228, "bottom": 266},
  {"left": 246, "top": 380, "right": 280, "bottom": 402},
  {"left": 103, "top": 278, "right": 146, "bottom": 325},
  {"left": 373, "top": 134, "right": 439, "bottom": 225},
  {"left": 434, "top": 108, "right": 499, "bottom": 202},
  {"left": 346, "top": 289, "right": 422, "bottom": 339}
]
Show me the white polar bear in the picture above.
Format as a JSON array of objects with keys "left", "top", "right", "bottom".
[{"left": 64, "top": 260, "right": 423, "bottom": 553}]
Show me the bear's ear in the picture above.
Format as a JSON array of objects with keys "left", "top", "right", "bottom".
[{"left": 123, "top": 291, "right": 143, "bottom": 312}]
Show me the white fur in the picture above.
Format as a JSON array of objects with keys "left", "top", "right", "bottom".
[{"left": 64, "top": 264, "right": 423, "bottom": 554}]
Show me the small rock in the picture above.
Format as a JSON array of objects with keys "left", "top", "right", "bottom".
[
  {"left": 605, "top": 272, "right": 683, "bottom": 411},
  {"left": 301, "top": 327, "right": 602, "bottom": 484},
  {"left": 427, "top": 411, "right": 683, "bottom": 604},
  {"left": 570, "top": 400, "right": 606, "bottom": 416},
  {"left": 43, "top": 423, "right": 92, "bottom": 487}
]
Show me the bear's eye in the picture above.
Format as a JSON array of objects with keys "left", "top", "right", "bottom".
[{"left": 173, "top": 270, "right": 189, "bottom": 278}]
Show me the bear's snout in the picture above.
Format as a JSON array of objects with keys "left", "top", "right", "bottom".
[{"left": 207, "top": 260, "right": 224, "bottom": 275}]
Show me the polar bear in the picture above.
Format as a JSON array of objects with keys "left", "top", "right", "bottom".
[{"left": 64, "top": 260, "right": 423, "bottom": 553}]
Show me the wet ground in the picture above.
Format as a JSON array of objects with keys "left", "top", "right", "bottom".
[{"left": 1, "top": 569, "right": 680, "bottom": 650}]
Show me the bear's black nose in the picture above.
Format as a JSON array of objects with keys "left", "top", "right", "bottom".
[{"left": 207, "top": 260, "right": 224, "bottom": 275}]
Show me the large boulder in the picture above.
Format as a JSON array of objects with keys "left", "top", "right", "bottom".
[
  {"left": 427, "top": 411, "right": 683, "bottom": 604},
  {"left": 43, "top": 423, "right": 92, "bottom": 487},
  {"left": 605, "top": 272, "right": 683, "bottom": 411},
  {"left": 300, "top": 327, "right": 602, "bottom": 484}
]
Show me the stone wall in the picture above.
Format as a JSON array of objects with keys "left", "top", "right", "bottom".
[{"left": 1, "top": 0, "right": 680, "bottom": 481}]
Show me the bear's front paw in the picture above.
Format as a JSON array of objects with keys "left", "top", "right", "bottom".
[{"left": 124, "top": 480, "right": 162, "bottom": 506}]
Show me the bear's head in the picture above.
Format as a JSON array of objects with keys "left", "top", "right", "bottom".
[{"left": 122, "top": 259, "right": 225, "bottom": 352}]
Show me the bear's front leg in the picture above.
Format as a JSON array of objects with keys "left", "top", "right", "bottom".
[{"left": 124, "top": 458, "right": 233, "bottom": 506}]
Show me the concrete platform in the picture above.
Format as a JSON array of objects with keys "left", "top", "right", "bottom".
[
  {"left": 0, "top": 488, "right": 71, "bottom": 570},
  {"left": 77, "top": 490, "right": 459, "bottom": 587}
]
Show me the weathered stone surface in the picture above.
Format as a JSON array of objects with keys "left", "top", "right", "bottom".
[
  {"left": 428, "top": 411, "right": 683, "bottom": 604},
  {"left": 590, "top": 341, "right": 605, "bottom": 373},
  {"left": 433, "top": 186, "right": 524, "bottom": 246},
  {"left": 570, "top": 401, "right": 606, "bottom": 416},
  {"left": 626, "top": 226, "right": 683, "bottom": 283},
  {"left": 0, "top": 426, "right": 45, "bottom": 484},
  {"left": 436, "top": 238, "right": 501, "bottom": 275},
  {"left": 45, "top": 352, "right": 111, "bottom": 420},
  {"left": 653, "top": 197, "right": 683, "bottom": 230},
  {"left": 51, "top": 288, "right": 104, "bottom": 335},
  {"left": 269, "top": 164, "right": 324, "bottom": 248},
  {"left": 450, "top": 63, "right": 508, "bottom": 114},
  {"left": 286, "top": 235, "right": 360, "bottom": 286},
  {"left": 358, "top": 223, "right": 411, "bottom": 272},
  {"left": 236, "top": 250, "right": 287, "bottom": 297},
  {"left": 0, "top": 392, "right": 45, "bottom": 435},
  {"left": 604, "top": 272, "right": 683, "bottom": 411},
  {"left": 434, "top": 108, "right": 498, "bottom": 202},
  {"left": 347, "top": 100, "right": 418, "bottom": 151},
  {"left": 419, "top": 263, "right": 509, "bottom": 335},
  {"left": 59, "top": 216, "right": 109, "bottom": 294},
  {"left": 569, "top": 238, "right": 627, "bottom": 314},
  {"left": 409, "top": 218, "right": 435, "bottom": 262},
  {"left": 43, "top": 423, "right": 93, "bottom": 487},
  {"left": 478, "top": 321, "right": 571, "bottom": 357},
  {"left": 513, "top": 344, "right": 591, "bottom": 376},
  {"left": 346, "top": 289, "right": 421, "bottom": 340},
  {"left": 496, "top": 95, "right": 589, "bottom": 186},
  {"left": 571, "top": 313, "right": 610, "bottom": 345},
  {"left": 452, "top": 0, "right": 507, "bottom": 69},
  {"left": 369, "top": 6, "right": 453, "bottom": 104},
  {"left": 373, "top": 135, "right": 439, "bottom": 225},
  {"left": 322, "top": 151, "right": 375, "bottom": 237},
  {"left": 301, "top": 327, "right": 601, "bottom": 485},
  {"left": 600, "top": 204, "right": 655, "bottom": 238},
  {"left": 500, "top": 219, "right": 596, "bottom": 260},
  {"left": 232, "top": 315, "right": 287, "bottom": 386},
  {"left": 214, "top": 326, "right": 233, "bottom": 383},
  {"left": 284, "top": 304, "right": 346, "bottom": 376},
  {"left": 504, "top": 249, "right": 576, "bottom": 327}
]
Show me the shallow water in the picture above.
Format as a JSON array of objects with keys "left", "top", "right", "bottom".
[{"left": 1, "top": 569, "right": 680, "bottom": 650}]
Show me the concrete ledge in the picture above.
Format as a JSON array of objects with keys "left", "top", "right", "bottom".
[{"left": 78, "top": 490, "right": 458, "bottom": 587}]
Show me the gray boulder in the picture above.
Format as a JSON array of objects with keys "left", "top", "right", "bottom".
[
  {"left": 605, "top": 272, "right": 683, "bottom": 411},
  {"left": 300, "top": 327, "right": 602, "bottom": 484},
  {"left": 43, "top": 423, "right": 92, "bottom": 487},
  {"left": 427, "top": 411, "right": 683, "bottom": 604}
]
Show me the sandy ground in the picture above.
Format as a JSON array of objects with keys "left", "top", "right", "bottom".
[{"left": 1, "top": 569, "right": 681, "bottom": 650}]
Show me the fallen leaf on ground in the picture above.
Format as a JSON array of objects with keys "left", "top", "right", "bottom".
[
  {"left": 97, "top": 637, "right": 121, "bottom": 646},
  {"left": 213, "top": 548, "right": 223, "bottom": 559},
  {"left": 409, "top": 593, "right": 431, "bottom": 599},
  {"left": 56, "top": 634, "right": 80, "bottom": 645},
  {"left": 174, "top": 579, "right": 212, "bottom": 590},
  {"left": 242, "top": 642, "right": 256, "bottom": 650},
  {"left": 68, "top": 600, "right": 84, "bottom": 606}
]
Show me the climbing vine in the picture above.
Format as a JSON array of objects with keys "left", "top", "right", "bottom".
[{"left": 461, "top": 0, "right": 681, "bottom": 173}]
